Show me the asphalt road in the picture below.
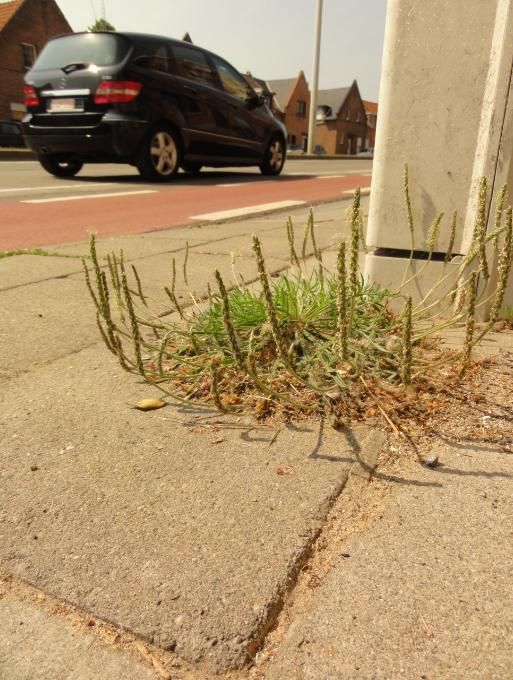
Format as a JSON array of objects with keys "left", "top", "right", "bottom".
[{"left": 0, "top": 158, "right": 372, "bottom": 249}]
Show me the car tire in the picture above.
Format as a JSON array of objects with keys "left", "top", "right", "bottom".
[
  {"left": 38, "top": 155, "right": 83, "bottom": 178},
  {"left": 260, "top": 136, "right": 285, "bottom": 176},
  {"left": 136, "top": 126, "right": 181, "bottom": 182}
]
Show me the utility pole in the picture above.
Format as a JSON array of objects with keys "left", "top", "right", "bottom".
[{"left": 307, "top": 0, "right": 323, "bottom": 155}]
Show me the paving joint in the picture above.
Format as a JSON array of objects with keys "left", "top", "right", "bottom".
[
  {"left": 242, "top": 428, "right": 386, "bottom": 670},
  {"left": 0, "top": 340, "right": 102, "bottom": 384},
  {"left": 243, "top": 467, "right": 351, "bottom": 667},
  {"left": 248, "top": 427, "right": 387, "bottom": 674},
  {"left": 0, "top": 570, "right": 195, "bottom": 679}
]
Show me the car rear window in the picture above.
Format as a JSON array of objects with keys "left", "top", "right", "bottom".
[{"left": 32, "top": 33, "right": 131, "bottom": 70}]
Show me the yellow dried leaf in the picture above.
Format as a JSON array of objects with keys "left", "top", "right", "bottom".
[{"left": 133, "top": 398, "right": 166, "bottom": 411}]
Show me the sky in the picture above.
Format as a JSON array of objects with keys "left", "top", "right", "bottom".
[{"left": 53, "top": 0, "right": 388, "bottom": 102}]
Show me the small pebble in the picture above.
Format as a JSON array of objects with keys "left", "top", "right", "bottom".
[{"left": 422, "top": 453, "right": 439, "bottom": 468}]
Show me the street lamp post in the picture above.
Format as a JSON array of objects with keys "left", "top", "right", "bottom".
[{"left": 307, "top": 0, "right": 323, "bottom": 155}]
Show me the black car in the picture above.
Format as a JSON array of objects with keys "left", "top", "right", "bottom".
[
  {"left": 22, "top": 31, "right": 287, "bottom": 181},
  {"left": 0, "top": 120, "right": 26, "bottom": 148}
]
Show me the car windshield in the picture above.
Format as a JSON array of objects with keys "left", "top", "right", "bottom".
[{"left": 32, "top": 33, "right": 131, "bottom": 70}]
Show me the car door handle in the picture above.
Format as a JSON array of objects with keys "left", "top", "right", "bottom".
[{"left": 184, "top": 85, "right": 197, "bottom": 95}]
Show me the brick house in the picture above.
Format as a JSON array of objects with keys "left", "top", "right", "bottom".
[
  {"left": 0, "top": 0, "right": 72, "bottom": 120},
  {"left": 315, "top": 80, "right": 368, "bottom": 155},
  {"left": 362, "top": 99, "right": 378, "bottom": 150},
  {"left": 266, "top": 71, "right": 310, "bottom": 150}
]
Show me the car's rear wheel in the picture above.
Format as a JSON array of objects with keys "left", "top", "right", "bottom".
[
  {"left": 137, "top": 126, "right": 181, "bottom": 182},
  {"left": 260, "top": 136, "right": 285, "bottom": 176},
  {"left": 38, "top": 155, "right": 83, "bottom": 178}
]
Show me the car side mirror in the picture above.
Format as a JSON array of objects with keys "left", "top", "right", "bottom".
[{"left": 246, "top": 94, "right": 264, "bottom": 110}]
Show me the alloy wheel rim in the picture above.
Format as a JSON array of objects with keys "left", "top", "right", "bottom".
[
  {"left": 269, "top": 140, "right": 283, "bottom": 170},
  {"left": 150, "top": 132, "right": 177, "bottom": 176}
]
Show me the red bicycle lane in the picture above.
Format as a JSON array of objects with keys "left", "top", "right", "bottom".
[{"left": 0, "top": 173, "right": 370, "bottom": 250}]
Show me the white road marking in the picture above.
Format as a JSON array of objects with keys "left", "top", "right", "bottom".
[
  {"left": 191, "top": 200, "right": 305, "bottom": 221},
  {"left": 216, "top": 180, "right": 273, "bottom": 187},
  {"left": 0, "top": 182, "right": 117, "bottom": 194},
  {"left": 22, "top": 190, "right": 157, "bottom": 204},
  {"left": 341, "top": 187, "right": 371, "bottom": 196}
]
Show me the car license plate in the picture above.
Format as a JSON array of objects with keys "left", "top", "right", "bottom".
[{"left": 47, "top": 98, "right": 84, "bottom": 112}]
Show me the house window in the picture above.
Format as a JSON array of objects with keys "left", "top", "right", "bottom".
[
  {"left": 345, "top": 109, "right": 350, "bottom": 121},
  {"left": 356, "top": 111, "right": 360, "bottom": 122},
  {"left": 22, "top": 43, "right": 36, "bottom": 70},
  {"left": 297, "top": 100, "right": 306, "bottom": 116}
]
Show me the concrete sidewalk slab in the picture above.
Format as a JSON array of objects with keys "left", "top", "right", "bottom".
[
  {"left": 0, "top": 343, "right": 373, "bottom": 672},
  {"left": 0, "top": 247, "right": 287, "bottom": 379},
  {"left": 1, "top": 277, "right": 98, "bottom": 380},
  {"left": 265, "top": 443, "right": 513, "bottom": 679},
  {"left": 0, "top": 254, "right": 84, "bottom": 291},
  {"left": 0, "top": 591, "right": 157, "bottom": 680},
  {"left": 47, "top": 232, "right": 213, "bottom": 260}
]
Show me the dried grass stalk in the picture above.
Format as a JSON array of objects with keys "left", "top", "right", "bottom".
[
  {"left": 164, "top": 258, "right": 185, "bottom": 319},
  {"left": 336, "top": 240, "right": 348, "bottom": 359},
  {"left": 131, "top": 264, "right": 147, "bottom": 306},
  {"left": 400, "top": 296, "right": 413, "bottom": 384},
  {"left": 121, "top": 265, "right": 145, "bottom": 376},
  {"left": 252, "top": 235, "right": 289, "bottom": 365},
  {"left": 214, "top": 269, "right": 245, "bottom": 371},
  {"left": 286, "top": 216, "right": 301, "bottom": 268},
  {"left": 489, "top": 206, "right": 513, "bottom": 324},
  {"left": 460, "top": 270, "right": 477, "bottom": 377},
  {"left": 444, "top": 211, "right": 458, "bottom": 265}
]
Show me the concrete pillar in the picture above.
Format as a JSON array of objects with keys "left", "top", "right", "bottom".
[{"left": 365, "top": 0, "right": 513, "bottom": 311}]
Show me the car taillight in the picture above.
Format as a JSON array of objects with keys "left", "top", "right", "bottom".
[
  {"left": 24, "top": 85, "right": 40, "bottom": 107},
  {"left": 94, "top": 81, "right": 142, "bottom": 104}
]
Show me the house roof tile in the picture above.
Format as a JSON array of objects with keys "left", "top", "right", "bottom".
[
  {"left": 265, "top": 77, "right": 296, "bottom": 112},
  {"left": 0, "top": 0, "right": 23, "bottom": 31},
  {"left": 363, "top": 100, "right": 378, "bottom": 114}
]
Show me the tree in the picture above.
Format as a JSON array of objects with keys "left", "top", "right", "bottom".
[{"left": 88, "top": 17, "right": 115, "bottom": 32}]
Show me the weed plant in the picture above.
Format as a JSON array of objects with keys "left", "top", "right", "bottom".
[{"left": 84, "top": 170, "right": 513, "bottom": 429}]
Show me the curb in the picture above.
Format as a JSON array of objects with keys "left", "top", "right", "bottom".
[
  {"left": 189, "top": 192, "right": 364, "bottom": 229},
  {"left": 0, "top": 149, "right": 36, "bottom": 161},
  {"left": 286, "top": 154, "right": 373, "bottom": 161}
]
